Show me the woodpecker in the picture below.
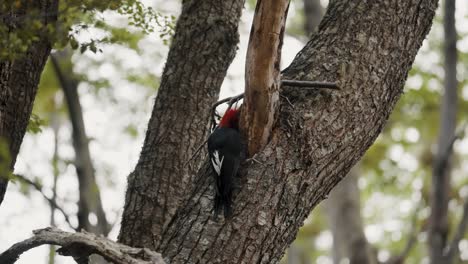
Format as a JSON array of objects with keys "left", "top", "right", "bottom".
[{"left": 208, "top": 108, "right": 241, "bottom": 217}]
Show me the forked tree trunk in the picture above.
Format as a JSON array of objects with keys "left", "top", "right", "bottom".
[
  {"left": 118, "top": 0, "right": 439, "bottom": 263},
  {"left": 118, "top": 0, "right": 244, "bottom": 247},
  {"left": 0, "top": 0, "right": 58, "bottom": 206}
]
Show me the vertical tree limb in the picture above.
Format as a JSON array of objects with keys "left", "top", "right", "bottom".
[
  {"left": 428, "top": 0, "right": 457, "bottom": 263},
  {"left": 122, "top": 1, "right": 439, "bottom": 263},
  {"left": 50, "top": 53, "right": 110, "bottom": 236},
  {"left": 0, "top": 227, "right": 165, "bottom": 264},
  {"left": 49, "top": 113, "right": 60, "bottom": 264},
  {"left": 242, "top": 0, "right": 291, "bottom": 156}
]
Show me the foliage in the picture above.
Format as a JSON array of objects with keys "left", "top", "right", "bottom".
[
  {"left": 26, "top": 113, "right": 46, "bottom": 134},
  {"left": 0, "top": 138, "right": 13, "bottom": 182},
  {"left": 0, "top": 0, "right": 176, "bottom": 59}
]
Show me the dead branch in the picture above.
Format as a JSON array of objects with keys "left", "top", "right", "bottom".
[
  {"left": 0, "top": 227, "right": 165, "bottom": 264},
  {"left": 431, "top": 123, "right": 467, "bottom": 262},
  {"left": 242, "top": 0, "right": 290, "bottom": 156},
  {"left": 281, "top": 79, "right": 340, "bottom": 90},
  {"left": 13, "top": 174, "right": 76, "bottom": 230}
]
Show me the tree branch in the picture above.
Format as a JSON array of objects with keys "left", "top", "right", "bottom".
[
  {"left": 50, "top": 52, "right": 110, "bottom": 235},
  {"left": 441, "top": 124, "right": 468, "bottom": 261},
  {"left": 429, "top": 0, "right": 458, "bottom": 261},
  {"left": 211, "top": 93, "right": 244, "bottom": 130},
  {"left": 242, "top": 0, "right": 291, "bottom": 156},
  {"left": 13, "top": 174, "right": 75, "bottom": 230},
  {"left": 0, "top": 227, "right": 165, "bottom": 264},
  {"left": 119, "top": 0, "right": 439, "bottom": 263},
  {"left": 281, "top": 79, "right": 340, "bottom": 90},
  {"left": 118, "top": 0, "right": 245, "bottom": 247}
]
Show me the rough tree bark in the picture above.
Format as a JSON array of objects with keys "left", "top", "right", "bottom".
[
  {"left": 119, "top": 0, "right": 439, "bottom": 263},
  {"left": 0, "top": 0, "right": 58, "bottom": 206},
  {"left": 50, "top": 53, "right": 110, "bottom": 236},
  {"left": 428, "top": 0, "right": 457, "bottom": 263},
  {"left": 301, "top": 1, "right": 374, "bottom": 263},
  {"left": 118, "top": 0, "right": 244, "bottom": 248}
]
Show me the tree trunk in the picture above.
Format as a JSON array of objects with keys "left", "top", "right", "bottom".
[
  {"left": 301, "top": 2, "right": 374, "bottom": 263},
  {"left": 326, "top": 168, "right": 375, "bottom": 264},
  {"left": 0, "top": 0, "right": 58, "bottom": 206},
  {"left": 50, "top": 53, "right": 110, "bottom": 236},
  {"left": 118, "top": 0, "right": 439, "bottom": 263},
  {"left": 303, "top": 0, "right": 324, "bottom": 35},
  {"left": 428, "top": 0, "right": 457, "bottom": 263},
  {"left": 118, "top": 0, "right": 244, "bottom": 248}
]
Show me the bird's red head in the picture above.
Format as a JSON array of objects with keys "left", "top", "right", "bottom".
[{"left": 219, "top": 108, "right": 240, "bottom": 129}]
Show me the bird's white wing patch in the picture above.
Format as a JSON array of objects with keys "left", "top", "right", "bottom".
[{"left": 211, "top": 150, "right": 224, "bottom": 176}]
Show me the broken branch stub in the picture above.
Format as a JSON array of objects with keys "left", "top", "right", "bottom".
[{"left": 242, "top": 0, "right": 291, "bottom": 156}]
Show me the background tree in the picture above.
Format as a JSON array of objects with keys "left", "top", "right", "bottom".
[
  {"left": 4, "top": 0, "right": 468, "bottom": 262},
  {"left": 428, "top": 0, "right": 468, "bottom": 263},
  {"left": 0, "top": 0, "right": 59, "bottom": 205}
]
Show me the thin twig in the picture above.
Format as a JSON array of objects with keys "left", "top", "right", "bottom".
[
  {"left": 185, "top": 93, "right": 245, "bottom": 168},
  {"left": 210, "top": 93, "right": 244, "bottom": 131},
  {"left": 435, "top": 123, "right": 467, "bottom": 176},
  {"left": 14, "top": 174, "right": 76, "bottom": 231},
  {"left": 281, "top": 79, "right": 340, "bottom": 90},
  {"left": 280, "top": 95, "right": 294, "bottom": 109},
  {"left": 444, "top": 198, "right": 468, "bottom": 261},
  {"left": 226, "top": 93, "right": 244, "bottom": 111}
]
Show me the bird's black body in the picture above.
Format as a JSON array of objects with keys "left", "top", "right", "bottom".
[{"left": 207, "top": 126, "right": 241, "bottom": 217}]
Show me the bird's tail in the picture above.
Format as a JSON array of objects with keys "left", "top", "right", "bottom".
[{"left": 214, "top": 192, "right": 232, "bottom": 218}]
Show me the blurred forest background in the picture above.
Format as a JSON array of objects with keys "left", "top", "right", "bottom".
[{"left": 0, "top": 0, "right": 467, "bottom": 263}]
